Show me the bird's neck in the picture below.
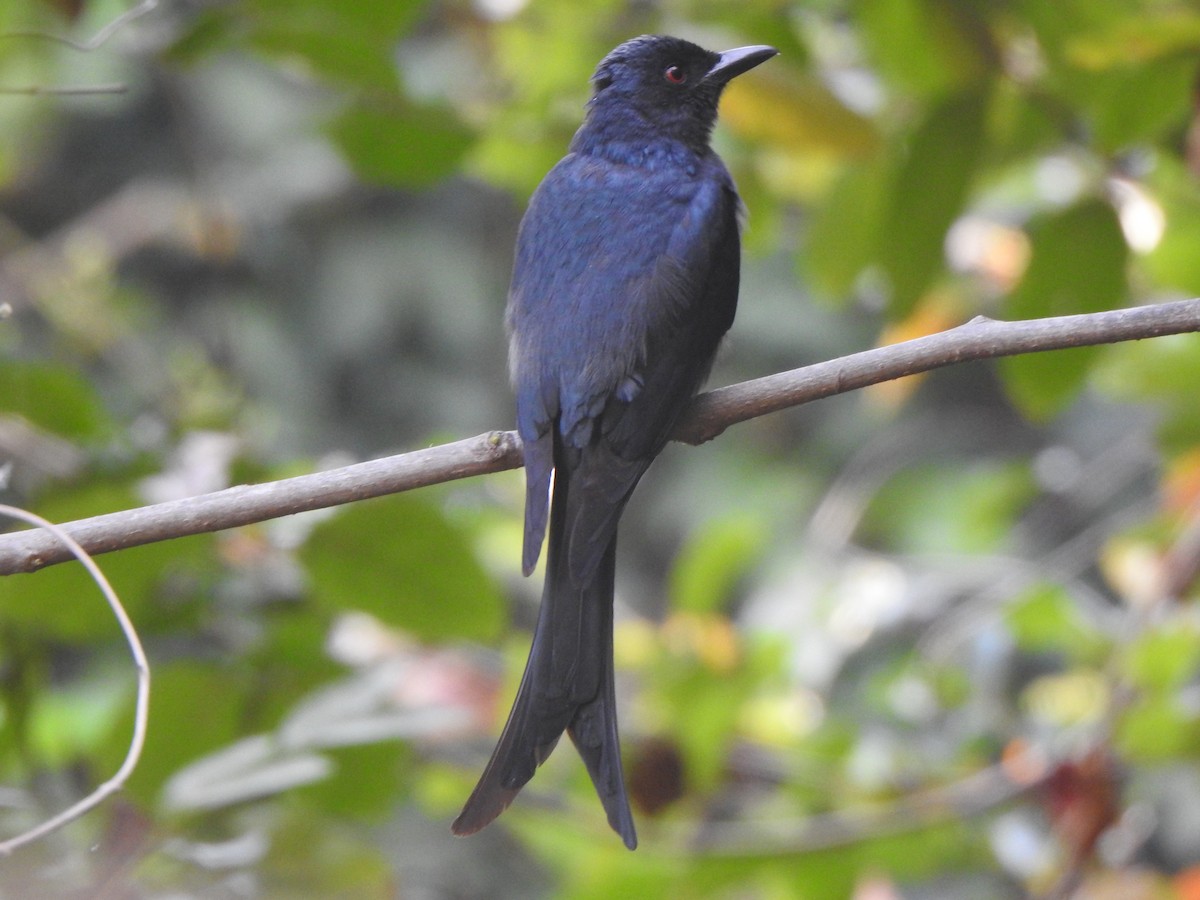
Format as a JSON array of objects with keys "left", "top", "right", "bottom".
[{"left": 570, "top": 100, "right": 712, "bottom": 169}]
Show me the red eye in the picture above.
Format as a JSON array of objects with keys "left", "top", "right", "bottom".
[{"left": 664, "top": 65, "right": 686, "bottom": 84}]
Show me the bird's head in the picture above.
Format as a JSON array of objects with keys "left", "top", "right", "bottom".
[{"left": 580, "top": 35, "right": 777, "bottom": 154}]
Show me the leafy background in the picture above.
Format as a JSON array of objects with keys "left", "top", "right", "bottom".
[{"left": 2, "top": 0, "right": 1200, "bottom": 896}]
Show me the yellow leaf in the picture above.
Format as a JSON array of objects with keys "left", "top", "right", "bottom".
[
  {"left": 722, "top": 73, "right": 880, "bottom": 159},
  {"left": 867, "top": 291, "right": 965, "bottom": 408}
]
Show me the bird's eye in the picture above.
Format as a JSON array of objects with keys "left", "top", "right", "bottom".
[{"left": 664, "top": 65, "right": 686, "bottom": 84}]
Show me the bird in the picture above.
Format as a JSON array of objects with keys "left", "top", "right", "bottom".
[{"left": 452, "top": 34, "right": 777, "bottom": 850}]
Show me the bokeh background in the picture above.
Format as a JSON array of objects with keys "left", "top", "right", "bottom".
[{"left": 3, "top": 0, "right": 1200, "bottom": 896}]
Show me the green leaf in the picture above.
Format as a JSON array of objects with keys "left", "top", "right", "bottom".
[
  {"left": 327, "top": 101, "right": 473, "bottom": 188},
  {"left": 0, "top": 359, "right": 111, "bottom": 442},
  {"left": 862, "top": 461, "right": 1035, "bottom": 555},
  {"left": 683, "top": 819, "right": 986, "bottom": 897},
  {"left": 1018, "top": 0, "right": 1128, "bottom": 61},
  {"left": 301, "top": 493, "right": 503, "bottom": 643},
  {"left": 248, "top": 25, "right": 400, "bottom": 90},
  {"left": 244, "top": 614, "right": 345, "bottom": 728},
  {"left": 249, "top": 0, "right": 426, "bottom": 34},
  {"left": 722, "top": 73, "right": 881, "bottom": 160},
  {"left": 1006, "top": 583, "right": 1108, "bottom": 660},
  {"left": 806, "top": 159, "right": 890, "bottom": 300},
  {"left": 263, "top": 807, "right": 394, "bottom": 896},
  {"left": 170, "top": 0, "right": 428, "bottom": 90},
  {"left": 297, "top": 740, "right": 407, "bottom": 820},
  {"left": 28, "top": 661, "right": 133, "bottom": 766},
  {"left": 1000, "top": 346, "right": 1099, "bottom": 426},
  {"left": 858, "top": 0, "right": 997, "bottom": 96},
  {"left": 1094, "top": 334, "right": 1200, "bottom": 450},
  {"left": 878, "top": 86, "right": 991, "bottom": 316},
  {"left": 1021, "top": 4, "right": 1197, "bottom": 150},
  {"left": 987, "top": 79, "right": 1065, "bottom": 165},
  {"left": 100, "top": 662, "right": 249, "bottom": 805},
  {"left": 999, "top": 199, "right": 1129, "bottom": 419},
  {"left": 517, "top": 815, "right": 676, "bottom": 899},
  {"left": 1076, "top": 56, "right": 1197, "bottom": 152},
  {"left": 1117, "top": 694, "right": 1200, "bottom": 762},
  {"left": 662, "top": 666, "right": 749, "bottom": 790},
  {"left": 1096, "top": 334, "right": 1200, "bottom": 399},
  {"left": 668, "top": 513, "right": 768, "bottom": 614},
  {"left": 1123, "top": 626, "right": 1200, "bottom": 692},
  {"left": 1143, "top": 161, "right": 1200, "bottom": 296},
  {"left": 164, "top": 9, "right": 241, "bottom": 64},
  {"left": 1065, "top": 10, "right": 1200, "bottom": 68},
  {"left": 467, "top": 124, "right": 573, "bottom": 198}
]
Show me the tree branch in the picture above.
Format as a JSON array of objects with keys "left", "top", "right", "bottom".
[
  {"left": 2, "top": 298, "right": 1198, "bottom": 575},
  {"left": 674, "top": 299, "right": 1200, "bottom": 443}
]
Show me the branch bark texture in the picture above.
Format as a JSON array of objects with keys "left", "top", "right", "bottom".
[{"left": 2, "top": 298, "right": 1198, "bottom": 575}]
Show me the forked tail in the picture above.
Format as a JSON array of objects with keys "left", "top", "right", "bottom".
[{"left": 452, "top": 475, "right": 636, "bottom": 848}]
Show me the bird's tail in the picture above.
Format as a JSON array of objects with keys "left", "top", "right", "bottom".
[{"left": 451, "top": 469, "right": 637, "bottom": 848}]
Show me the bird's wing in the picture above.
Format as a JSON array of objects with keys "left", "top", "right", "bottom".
[
  {"left": 506, "top": 153, "right": 741, "bottom": 575},
  {"left": 599, "top": 165, "right": 741, "bottom": 461}
]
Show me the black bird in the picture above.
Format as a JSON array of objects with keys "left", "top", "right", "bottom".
[{"left": 453, "top": 34, "right": 777, "bottom": 849}]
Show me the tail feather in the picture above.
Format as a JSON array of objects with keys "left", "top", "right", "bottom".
[
  {"left": 452, "top": 459, "right": 637, "bottom": 848},
  {"left": 449, "top": 596, "right": 571, "bottom": 834},
  {"left": 566, "top": 605, "right": 637, "bottom": 847}
]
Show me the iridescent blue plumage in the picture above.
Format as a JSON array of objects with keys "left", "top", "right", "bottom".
[{"left": 453, "top": 34, "right": 777, "bottom": 849}]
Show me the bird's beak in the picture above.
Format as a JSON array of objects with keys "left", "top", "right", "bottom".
[{"left": 706, "top": 44, "right": 778, "bottom": 83}]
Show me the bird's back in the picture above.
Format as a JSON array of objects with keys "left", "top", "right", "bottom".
[{"left": 507, "top": 148, "right": 740, "bottom": 457}]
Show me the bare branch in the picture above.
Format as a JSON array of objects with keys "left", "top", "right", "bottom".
[
  {"left": 673, "top": 299, "right": 1200, "bottom": 444},
  {"left": 0, "top": 431, "right": 524, "bottom": 575},
  {"left": 2, "top": 298, "right": 1198, "bottom": 576}
]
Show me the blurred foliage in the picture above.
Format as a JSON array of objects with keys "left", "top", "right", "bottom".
[{"left": 3, "top": 0, "right": 1200, "bottom": 897}]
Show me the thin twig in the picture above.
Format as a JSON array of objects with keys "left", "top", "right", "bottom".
[
  {"left": 0, "top": 0, "right": 158, "bottom": 52},
  {"left": 0, "top": 0, "right": 159, "bottom": 97},
  {"left": 0, "top": 505, "right": 149, "bottom": 856},
  {"left": 0, "top": 84, "right": 128, "bottom": 96},
  {"left": 1, "top": 298, "right": 1199, "bottom": 575},
  {"left": 685, "top": 755, "right": 1042, "bottom": 856}
]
